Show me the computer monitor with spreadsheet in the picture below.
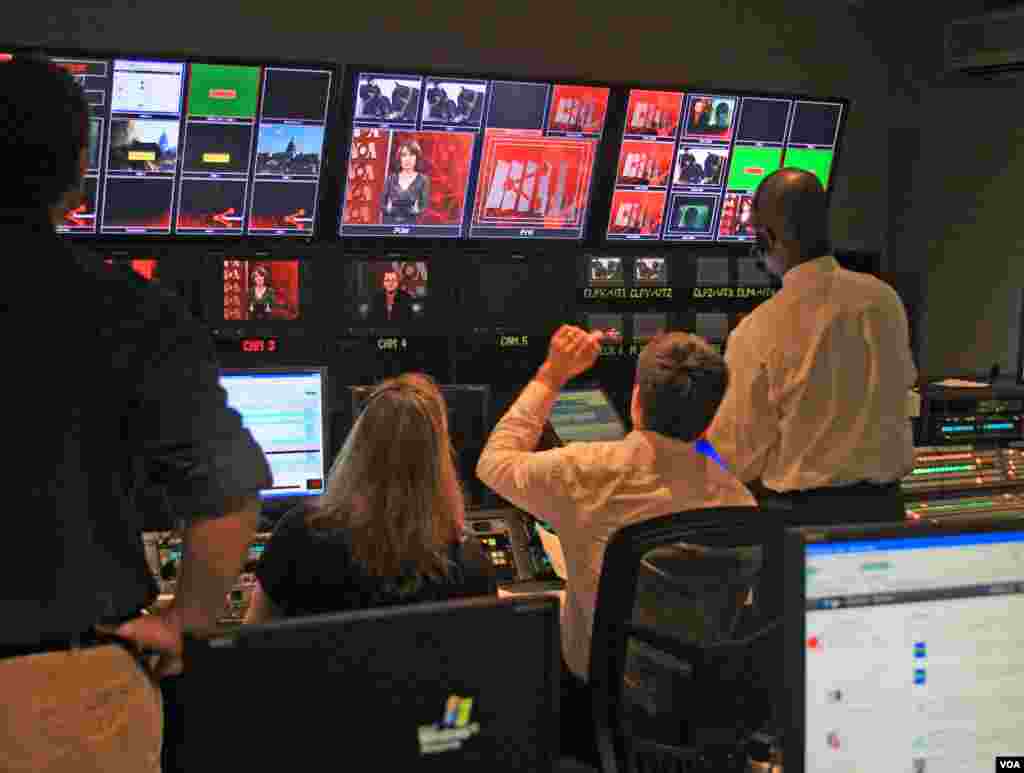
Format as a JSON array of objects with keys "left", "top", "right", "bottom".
[
  {"left": 782, "top": 515, "right": 1024, "bottom": 773},
  {"left": 219, "top": 367, "right": 328, "bottom": 500},
  {"left": 548, "top": 387, "right": 627, "bottom": 444}
]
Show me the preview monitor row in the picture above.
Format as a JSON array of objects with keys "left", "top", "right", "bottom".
[
  {"left": 620, "top": 91, "right": 841, "bottom": 147},
  {"left": 108, "top": 252, "right": 769, "bottom": 327},
  {"left": 49, "top": 57, "right": 332, "bottom": 235}
]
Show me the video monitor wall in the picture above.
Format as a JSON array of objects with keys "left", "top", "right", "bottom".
[
  {"left": 42, "top": 53, "right": 333, "bottom": 237},
  {"left": 607, "top": 89, "right": 845, "bottom": 243},
  {"left": 339, "top": 71, "right": 610, "bottom": 240}
]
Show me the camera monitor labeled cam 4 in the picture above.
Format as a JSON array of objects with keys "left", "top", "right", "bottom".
[
  {"left": 19, "top": 50, "right": 334, "bottom": 237},
  {"left": 341, "top": 71, "right": 610, "bottom": 240},
  {"left": 349, "top": 258, "right": 428, "bottom": 327},
  {"left": 783, "top": 516, "right": 1024, "bottom": 773},
  {"left": 608, "top": 88, "right": 846, "bottom": 243},
  {"left": 219, "top": 368, "right": 327, "bottom": 500}
]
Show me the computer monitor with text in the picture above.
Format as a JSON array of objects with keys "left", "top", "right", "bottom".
[
  {"left": 219, "top": 368, "right": 328, "bottom": 500},
  {"left": 784, "top": 516, "right": 1024, "bottom": 772}
]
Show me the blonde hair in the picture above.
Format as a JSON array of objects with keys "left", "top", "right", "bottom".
[{"left": 307, "top": 373, "right": 464, "bottom": 579}]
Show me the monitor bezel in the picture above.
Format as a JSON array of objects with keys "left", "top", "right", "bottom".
[
  {"left": 219, "top": 365, "right": 330, "bottom": 506},
  {"left": 782, "top": 513, "right": 1024, "bottom": 773},
  {"left": 335, "top": 65, "right": 618, "bottom": 246},
  {"left": 207, "top": 250, "right": 315, "bottom": 333},
  {"left": 184, "top": 594, "right": 561, "bottom": 770},
  {"left": 595, "top": 82, "right": 850, "bottom": 247},
  {"left": 2, "top": 44, "right": 342, "bottom": 244}
]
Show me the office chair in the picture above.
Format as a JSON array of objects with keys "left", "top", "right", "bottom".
[{"left": 587, "top": 507, "right": 784, "bottom": 773}]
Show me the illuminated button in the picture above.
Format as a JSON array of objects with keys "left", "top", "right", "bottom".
[
  {"left": 209, "top": 88, "right": 237, "bottom": 100},
  {"left": 128, "top": 150, "right": 156, "bottom": 161},
  {"left": 202, "top": 152, "right": 231, "bottom": 164}
]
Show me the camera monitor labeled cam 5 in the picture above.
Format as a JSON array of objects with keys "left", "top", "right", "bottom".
[
  {"left": 341, "top": 71, "right": 610, "bottom": 240},
  {"left": 351, "top": 259, "right": 428, "bottom": 327}
]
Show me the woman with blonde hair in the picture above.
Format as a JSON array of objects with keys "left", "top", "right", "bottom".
[{"left": 245, "top": 373, "right": 495, "bottom": 622}]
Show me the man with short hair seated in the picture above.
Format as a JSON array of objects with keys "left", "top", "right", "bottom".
[{"left": 477, "top": 326, "right": 755, "bottom": 763}]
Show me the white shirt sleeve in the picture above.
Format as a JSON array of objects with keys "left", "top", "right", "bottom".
[{"left": 707, "top": 325, "right": 780, "bottom": 484}]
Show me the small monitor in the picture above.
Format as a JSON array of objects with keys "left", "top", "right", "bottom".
[
  {"left": 783, "top": 516, "right": 1024, "bottom": 773},
  {"left": 183, "top": 596, "right": 559, "bottom": 771},
  {"left": 549, "top": 387, "right": 627, "bottom": 444},
  {"left": 222, "top": 258, "right": 303, "bottom": 322},
  {"left": 588, "top": 255, "right": 624, "bottom": 286},
  {"left": 350, "top": 259, "right": 428, "bottom": 327},
  {"left": 219, "top": 367, "right": 328, "bottom": 500}
]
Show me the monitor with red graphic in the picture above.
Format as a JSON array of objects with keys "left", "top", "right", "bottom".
[
  {"left": 104, "top": 257, "right": 159, "bottom": 281},
  {"left": 222, "top": 259, "right": 301, "bottom": 321},
  {"left": 608, "top": 87, "right": 847, "bottom": 243},
  {"left": 340, "top": 71, "right": 610, "bottom": 240}
]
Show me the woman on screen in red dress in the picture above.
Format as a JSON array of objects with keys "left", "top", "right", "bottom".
[{"left": 244, "top": 373, "right": 496, "bottom": 623}]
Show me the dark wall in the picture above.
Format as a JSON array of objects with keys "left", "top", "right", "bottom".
[
  {"left": 13, "top": 0, "right": 890, "bottom": 251},
  {"left": 881, "top": 1, "right": 1021, "bottom": 378}
]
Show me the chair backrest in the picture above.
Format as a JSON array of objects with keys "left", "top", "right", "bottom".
[{"left": 588, "top": 506, "right": 784, "bottom": 773}]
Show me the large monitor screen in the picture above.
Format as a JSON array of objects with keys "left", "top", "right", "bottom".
[
  {"left": 219, "top": 369, "right": 327, "bottom": 499},
  {"left": 339, "top": 71, "right": 610, "bottom": 240},
  {"left": 31, "top": 52, "right": 333, "bottom": 237},
  {"left": 607, "top": 90, "right": 845, "bottom": 243},
  {"left": 794, "top": 522, "right": 1024, "bottom": 772}
]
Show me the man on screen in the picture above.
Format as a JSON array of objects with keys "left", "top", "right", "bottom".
[
  {"left": 368, "top": 269, "right": 414, "bottom": 324},
  {"left": 0, "top": 57, "right": 269, "bottom": 772}
]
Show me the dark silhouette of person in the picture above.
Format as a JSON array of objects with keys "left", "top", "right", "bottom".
[
  {"left": 704, "top": 154, "right": 724, "bottom": 184},
  {"left": 713, "top": 102, "right": 732, "bottom": 131}
]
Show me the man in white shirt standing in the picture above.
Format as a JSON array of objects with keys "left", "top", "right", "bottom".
[
  {"left": 708, "top": 168, "right": 917, "bottom": 526},
  {"left": 477, "top": 326, "right": 754, "bottom": 764}
]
